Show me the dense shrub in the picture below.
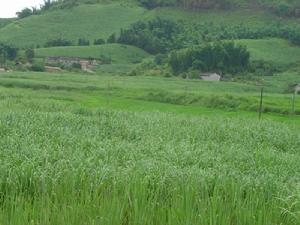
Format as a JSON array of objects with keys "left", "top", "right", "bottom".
[
  {"left": 107, "top": 33, "right": 116, "bottom": 43},
  {"left": 248, "top": 60, "right": 283, "bottom": 76},
  {"left": 169, "top": 42, "right": 250, "bottom": 74},
  {"left": 177, "top": 21, "right": 300, "bottom": 47},
  {"left": 99, "top": 54, "right": 112, "bottom": 64},
  {"left": 117, "top": 18, "right": 181, "bottom": 54},
  {"left": 30, "top": 62, "right": 45, "bottom": 72},
  {"left": 78, "top": 38, "right": 90, "bottom": 46},
  {"left": 25, "top": 48, "right": 35, "bottom": 63},
  {"left": 137, "top": 0, "right": 300, "bottom": 18},
  {"left": 45, "top": 38, "right": 73, "bottom": 47},
  {"left": 0, "top": 43, "right": 18, "bottom": 64},
  {"left": 94, "top": 38, "right": 105, "bottom": 45},
  {"left": 16, "top": 7, "right": 37, "bottom": 19}
]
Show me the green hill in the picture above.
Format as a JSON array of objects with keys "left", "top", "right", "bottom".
[
  {"left": 0, "top": 3, "right": 146, "bottom": 48},
  {"left": 236, "top": 38, "right": 300, "bottom": 65},
  {"left": 34, "top": 44, "right": 150, "bottom": 64},
  {"left": 0, "top": 18, "right": 14, "bottom": 29},
  {"left": 0, "top": 2, "right": 299, "bottom": 48}
]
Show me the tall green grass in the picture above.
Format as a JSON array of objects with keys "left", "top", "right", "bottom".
[{"left": 0, "top": 97, "right": 300, "bottom": 224}]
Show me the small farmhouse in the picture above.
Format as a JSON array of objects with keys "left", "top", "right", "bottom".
[
  {"left": 201, "top": 73, "right": 221, "bottom": 81},
  {"left": 45, "top": 57, "right": 99, "bottom": 72},
  {"left": 295, "top": 84, "right": 300, "bottom": 93}
]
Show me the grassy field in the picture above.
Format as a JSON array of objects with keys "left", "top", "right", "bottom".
[
  {"left": 0, "top": 3, "right": 146, "bottom": 48},
  {"left": 0, "top": 71, "right": 299, "bottom": 224},
  {"left": 34, "top": 44, "right": 150, "bottom": 64},
  {"left": 236, "top": 38, "right": 300, "bottom": 65},
  {"left": 1, "top": 2, "right": 299, "bottom": 48},
  {"left": 0, "top": 18, "right": 14, "bottom": 29}
]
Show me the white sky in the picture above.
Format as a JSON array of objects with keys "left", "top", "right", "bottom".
[{"left": 0, "top": 0, "right": 45, "bottom": 18}]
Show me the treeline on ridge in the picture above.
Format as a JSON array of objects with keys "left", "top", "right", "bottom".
[
  {"left": 16, "top": 0, "right": 300, "bottom": 19},
  {"left": 138, "top": 0, "right": 300, "bottom": 18}
]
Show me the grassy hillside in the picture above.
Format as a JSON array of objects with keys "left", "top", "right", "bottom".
[
  {"left": 34, "top": 44, "right": 150, "bottom": 64},
  {"left": 0, "top": 3, "right": 146, "bottom": 48},
  {"left": 0, "top": 18, "right": 14, "bottom": 29},
  {"left": 0, "top": 2, "right": 299, "bottom": 48},
  {"left": 236, "top": 38, "right": 300, "bottom": 65}
]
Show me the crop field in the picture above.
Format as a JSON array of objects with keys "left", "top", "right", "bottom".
[
  {"left": 0, "top": 71, "right": 299, "bottom": 224},
  {"left": 34, "top": 44, "right": 150, "bottom": 64}
]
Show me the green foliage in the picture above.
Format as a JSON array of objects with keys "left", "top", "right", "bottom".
[
  {"left": 78, "top": 38, "right": 90, "bottom": 46},
  {"left": 30, "top": 61, "right": 45, "bottom": 71},
  {"left": 16, "top": 7, "right": 36, "bottom": 19},
  {"left": 45, "top": 38, "right": 74, "bottom": 47},
  {"left": 117, "top": 17, "right": 181, "bottom": 54},
  {"left": 94, "top": 38, "right": 105, "bottom": 45},
  {"left": 25, "top": 48, "right": 35, "bottom": 62},
  {"left": 107, "top": 33, "right": 117, "bottom": 43},
  {"left": 0, "top": 43, "right": 18, "bottom": 64},
  {"left": 169, "top": 42, "right": 250, "bottom": 74}
]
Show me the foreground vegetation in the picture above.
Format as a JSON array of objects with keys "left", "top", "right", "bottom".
[{"left": 0, "top": 71, "right": 299, "bottom": 224}]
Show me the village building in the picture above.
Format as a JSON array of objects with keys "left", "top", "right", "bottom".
[
  {"left": 45, "top": 57, "right": 99, "bottom": 72},
  {"left": 201, "top": 73, "right": 221, "bottom": 81}
]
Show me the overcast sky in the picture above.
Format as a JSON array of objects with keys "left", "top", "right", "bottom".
[{"left": 0, "top": 0, "right": 45, "bottom": 18}]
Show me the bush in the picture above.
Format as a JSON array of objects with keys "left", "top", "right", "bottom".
[
  {"left": 78, "top": 38, "right": 90, "bottom": 46},
  {"left": 169, "top": 42, "right": 250, "bottom": 75},
  {"left": 0, "top": 43, "right": 18, "bottom": 64},
  {"left": 94, "top": 39, "right": 105, "bottom": 45},
  {"left": 25, "top": 48, "right": 35, "bottom": 63},
  {"left": 16, "top": 8, "right": 35, "bottom": 19},
  {"left": 30, "top": 62, "right": 45, "bottom": 72},
  {"left": 117, "top": 17, "right": 181, "bottom": 54},
  {"left": 99, "top": 55, "right": 112, "bottom": 64},
  {"left": 107, "top": 33, "right": 116, "bottom": 44},
  {"left": 249, "top": 60, "right": 281, "bottom": 76},
  {"left": 45, "top": 38, "right": 73, "bottom": 47},
  {"left": 72, "top": 63, "right": 82, "bottom": 70}
]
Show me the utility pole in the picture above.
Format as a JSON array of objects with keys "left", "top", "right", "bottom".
[
  {"left": 292, "top": 92, "right": 296, "bottom": 115},
  {"left": 258, "top": 86, "right": 264, "bottom": 120},
  {"left": 292, "top": 84, "right": 300, "bottom": 114}
]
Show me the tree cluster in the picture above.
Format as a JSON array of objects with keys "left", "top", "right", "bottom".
[
  {"left": 44, "top": 38, "right": 73, "bottom": 47},
  {"left": 169, "top": 42, "right": 250, "bottom": 74},
  {"left": 0, "top": 43, "right": 18, "bottom": 64},
  {"left": 117, "top": 18, "right": 181, "bottom": 54}
]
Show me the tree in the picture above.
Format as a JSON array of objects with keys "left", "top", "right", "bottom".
[
  {"left": 25, "top": 48, "right": 35, "bottom": 63},
  {"left": 78, "top": 38, "right": 90, "bottom": 46},
  {"left": 0, "top": 43, "right": 18, "bottom": 64},
  {"left": 16, "top": 8, "right": 33, "bottom": 19},
  {"left": 94, "top": 38, "right": 105, "bottom": 45},
  {"left": 107, "top": 33, "right": 116, "bottom": 43}
]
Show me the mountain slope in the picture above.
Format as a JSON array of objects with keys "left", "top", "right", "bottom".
[
  {"left": 0, "top": 3, "right": 146, "bottom": 48},
  {"left": 0, "top": 18, "right": 14, "bottom": 29},
  {"left": 236, "top": 38, "right": 300, "bottom": 65},
  {"left": 0, "top": 2, "right": 299, "bottom": 48}
]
